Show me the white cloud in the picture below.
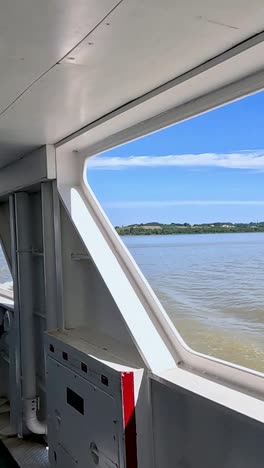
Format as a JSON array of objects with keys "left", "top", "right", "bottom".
[
  {"left": 87, "top": 150, "right": 264, "bottom": 170},
  {"left": 104, "top": 200, "right": 264, "bottom": 208}
]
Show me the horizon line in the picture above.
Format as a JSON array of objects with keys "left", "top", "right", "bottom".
[
  {"left": 116, "top": 220, "right": 264, "bottom": 225},
  {"left": 103, "top": 200, "right": 264, "bottom": 208}
]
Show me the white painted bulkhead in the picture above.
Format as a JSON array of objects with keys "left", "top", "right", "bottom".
[
  {"left": 0, "top": 144, "right": 262, "bottom": 467},
  {"left": 0, "top": 1, "right": 263, "bottom": 466}
]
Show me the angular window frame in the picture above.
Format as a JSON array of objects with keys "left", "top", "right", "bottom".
[{"left": 55, "top": 68, "right": 264, "bottom": 403}]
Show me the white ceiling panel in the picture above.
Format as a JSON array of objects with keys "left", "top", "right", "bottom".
[
  {"left": 1, "top": 0, "right": 264, "bottom": 166},
  {"left": 58, "top": 40, "right": 264, "bottom": 157},
  {"left": 0, "top": 0, "right": 119, "bottom": 113},
  {"left": 60, "top": 0, "right": 264, "bottom": 87}
]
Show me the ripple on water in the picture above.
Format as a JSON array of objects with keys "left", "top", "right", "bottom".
[{"left": 124, "top": 233, "right": 264, "bottom": 373}]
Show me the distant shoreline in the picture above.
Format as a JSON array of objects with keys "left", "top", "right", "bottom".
[{"left": 116, "top": 222, "right": 264, "bottom": 236}]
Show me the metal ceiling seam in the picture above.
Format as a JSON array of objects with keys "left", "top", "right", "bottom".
[
  {"left": 57, "top": 0, "right": 123, "bottom": 66},
  {"left": 56, "top": 28, "right": 264, "bottom": 149},
  {"left": 0, "top": 0, "right": 123, "bottom": 121}
]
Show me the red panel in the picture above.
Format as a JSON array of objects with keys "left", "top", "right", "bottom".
[{"left": 121, "top": 372, "right": 138, "bottom": 468}]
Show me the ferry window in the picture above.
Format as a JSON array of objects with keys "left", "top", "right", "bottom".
[
  {"left": 87, "top": 90, "right": 264, "bottom": 374},
  {"left": 0, "top": 245, "right": 13, "bottom": 293}
]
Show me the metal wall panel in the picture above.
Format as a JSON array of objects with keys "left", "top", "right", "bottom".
[
  {"left": 151, "top": 379, "right": 264, "bottom": 468},
  {"left": 47, "top": 357, "right": 121, "bottom": 468}
]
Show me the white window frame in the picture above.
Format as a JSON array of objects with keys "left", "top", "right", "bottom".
[{"left": 55, "top": 53, "right": 264, "bottom": 406}]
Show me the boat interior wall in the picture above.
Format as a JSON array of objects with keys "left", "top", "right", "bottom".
[
  {"left": 30, "top": 192, "right": 46, "bottom": 419},
  {"left": 0, "top": 138, "right": 263, "bottom": 464},
  {"left": 0, "top": 0, "right": 264, "bottom": 463},
  {"left": 60, "top": 201, "right": 142, "bottom": 353},
  {"left": 41, "top": 182, "right": 61, "bottom": 331},
  {"left": 151, "top": 379, "right": 264, "bottom": 468},
  {"left": 2, "top": 182, "right": 60, "bottom": 435},
  {"left": 60, "top": 201, "right": 98, "bottom": 329},
  {"left": 46, "top": 330, "right": 152, "bottom": 467},
  {"left": 13, "top": 191, "right": 47, "bottom": 431},
  {"left": 55, "top": 148, "right": 264, "bottom": 397},
  {"left": 57, "top": 149, "right": 177, "bottom": 372},
  {"left": 0, "top": 146, "right": 56, "bottom": 198}
]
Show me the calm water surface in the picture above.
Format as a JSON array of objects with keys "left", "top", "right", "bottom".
[
  {"left": 124, "top": 233, "right": 264, "bottom": 373},
  {"left": 0, "top": 233, "right": 263, "bottom": 372}
]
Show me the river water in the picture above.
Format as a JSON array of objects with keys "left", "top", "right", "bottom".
[
  {"left": 124, "top": 232, "right": 264, "bottom": 373},
  {"left": 0, "top": 233, "right": 263, "bottom": 372}
]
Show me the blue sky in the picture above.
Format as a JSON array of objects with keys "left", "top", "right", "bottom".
[{"left": 87, "top": 91, "right": 264, "bottom": 226}]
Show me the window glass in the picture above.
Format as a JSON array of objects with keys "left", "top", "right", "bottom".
[
  {"left": 87, "top": 91, "right": 264, "bottom": 374},
  {"left": 0, "top": 246, "right": 13, "bottom": 292}
]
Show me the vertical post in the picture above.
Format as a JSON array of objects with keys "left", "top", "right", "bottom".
[
  {"left": 8, "top": 194, "right": 23, "bottom": 434},
  {"left": 52, "top": 181, "right": 64, "bottom": 329},
  {"left": 14, "top": 193, "right": 36, "bottom": 400},
  {"left": 13, "top": 192, "right": 46, "bottom": 435},
  {"left": 41, "top": 182, "right": 61, "bottom": 330}
]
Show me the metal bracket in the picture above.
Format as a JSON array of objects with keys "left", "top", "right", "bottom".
[{"left": 71, "top": 253, "right": 91, "bottom": 261}]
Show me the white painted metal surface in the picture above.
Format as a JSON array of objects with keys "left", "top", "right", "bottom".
[
  {"left": 48, "top": 359, "right": 121, "bottom": 468},
  {"left": 0, "top": 146, "right": 55, "bottom": 198},
  {"left": 68, "top": 186, "right": 176, "bottom": 372},
  {"left": 0, "top": 1, "right": 263, "bottom": 467},
  {"left": 46, "top": 329, "right": 152, "bottom": 468},
  {"left": 154, "top": 367, "right": 264, "bottom": 424},
  {"left": 0, "top": 1, "right": 264, "bottom": 164},
  {"left": 151, "top": 377, "right": 264, "bottom": 468},
  {"left": 0, "top": 0, "right": 119, "bottom": 111},
  {"left": 55, "top": 146, "right": 178, "bottom": 374},
  {"left": 56, "top": 146, "right": 264, "bottom": 399},
  {"left": 60, "top": 40, "right": 264, "bottom": 159}
]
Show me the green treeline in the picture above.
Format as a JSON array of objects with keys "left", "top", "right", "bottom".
[{"left": 115, "top": 221, "right": 264, "bottom": 236}]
